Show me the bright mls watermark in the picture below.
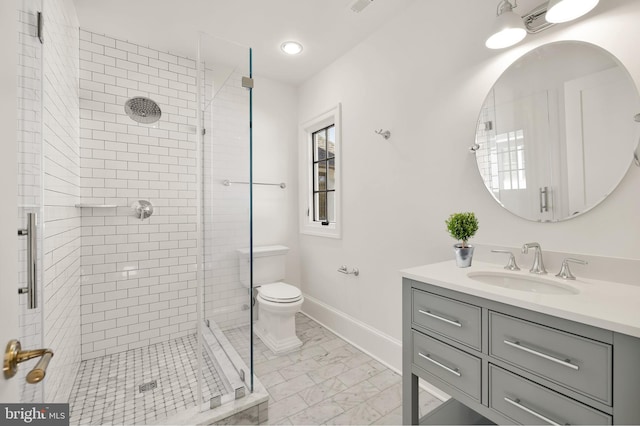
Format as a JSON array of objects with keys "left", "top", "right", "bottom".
[{"left": 1, "top": 404, "right": 69, "bottom": 425}]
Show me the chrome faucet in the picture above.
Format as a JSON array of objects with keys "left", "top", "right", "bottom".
[
  {"left": 491, "top": 249, "right": 520, "bottom": 271},
  {"left": 521, "top": 242, "right": 547, "bottom": 274},
  {"left": 556, "top": 258, "right": 588, "bottom": 280}
]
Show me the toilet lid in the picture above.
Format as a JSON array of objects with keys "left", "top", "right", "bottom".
[{"left": 259, "top": 282, "right": 302, "bottom": 303}]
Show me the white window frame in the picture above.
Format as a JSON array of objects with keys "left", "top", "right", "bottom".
[{"left": 299, "top": 103, "right": 342, "bottom": 238}]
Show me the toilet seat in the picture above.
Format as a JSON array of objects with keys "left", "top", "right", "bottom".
[{"left": 258, "top": 282, "right": 302, "bottom": 303}]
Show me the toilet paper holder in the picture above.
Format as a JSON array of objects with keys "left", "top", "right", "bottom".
[{"left": 337, "top": 265, "right": 359, "bottom": 276}]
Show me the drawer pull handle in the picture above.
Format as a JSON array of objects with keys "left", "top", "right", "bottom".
[
  {"left": 504, "top": 397, "right": 566, "bottom": 426},
  {"left": 417, "top": 352, "right": 461, "bottom": 377},
  {"left": 503, "top": 340, "right": 579, "bottom": 371},
  {"left": 418, "top": 310, "right": 462, "bottom": 327}
]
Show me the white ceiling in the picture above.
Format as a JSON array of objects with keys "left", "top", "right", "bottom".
[{"left": 72, "top": 0, "right": 416, "bottom": 86}]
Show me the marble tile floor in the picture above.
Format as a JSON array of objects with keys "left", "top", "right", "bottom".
[
  {"left": 224, "top": 313, "right": 443, "bottom": 425},
  {"left": 68, "top": 334, "right": 229, "bottom": 425}
]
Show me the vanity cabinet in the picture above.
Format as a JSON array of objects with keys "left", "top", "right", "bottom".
[{"left": 402, "top": 278, "right": 640, "bottom": 425}]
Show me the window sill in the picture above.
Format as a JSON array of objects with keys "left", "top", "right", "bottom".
[{"left": 300, "top": 222, "right": 341, "bottom": 239}]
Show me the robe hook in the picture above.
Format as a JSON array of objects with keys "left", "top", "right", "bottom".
[{"left": 375, "top": 129, "right": 391, "bottom": 140}]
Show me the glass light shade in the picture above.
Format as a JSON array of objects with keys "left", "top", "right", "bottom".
[
  {"left": 485, "top": 10, "right": 527, "bottom": 49},
  {"left": 546, "top": 0, "right": 599, "bottom": 23},
  {"left": 280, "top": 41, "right": 303, "bottom": 55}
]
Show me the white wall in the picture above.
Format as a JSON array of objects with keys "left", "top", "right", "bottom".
[
  {"left": 297, "top": 0, "right": 640, "bottom": 370},
  {"left": 253, "top": 78, "right": 301, "bottom": 286}
]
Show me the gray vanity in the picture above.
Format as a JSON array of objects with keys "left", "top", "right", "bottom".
[{"left": 401, "top": 261, "right": 640, "bottom": 425}]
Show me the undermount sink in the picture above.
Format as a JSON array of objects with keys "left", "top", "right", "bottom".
[{"left": 467, "top": 271, "right": 579, "bottom": 295}]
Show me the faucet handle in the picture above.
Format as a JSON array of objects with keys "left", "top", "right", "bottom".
[
  {"left": 555, "top": 258, "right": 588, "bottom": 280},
  {"left": 491, "top": 250, "right": 520, "bottom": 271}
]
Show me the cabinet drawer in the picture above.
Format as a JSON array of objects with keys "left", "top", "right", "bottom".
[
  {"left": 489, "top": 364, "right": 611, "bottom": 425},
  {"left": 489, "top": 311, "right": 612, "bottom": 405},
  {"left": 412, "top": 331, "right": 481, "bottom": 401},
  {"left": 412, "top": 289, "right": 481, "bottom": 350}
]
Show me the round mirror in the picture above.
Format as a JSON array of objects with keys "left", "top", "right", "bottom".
[{"left": 474, "top": 41, "right": 640, "bottom": 222}]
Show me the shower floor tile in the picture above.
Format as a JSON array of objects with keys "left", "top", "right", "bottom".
[
  {"left": 223, "top": 314, "right": 443, "bottom": 425},
  {"left": 69, "top": 334, "right": 229, "bottom": 425}
]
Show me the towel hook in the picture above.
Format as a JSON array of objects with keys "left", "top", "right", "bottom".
[{"left": 375, "top": 129, "right": 391, "bottom": 140}]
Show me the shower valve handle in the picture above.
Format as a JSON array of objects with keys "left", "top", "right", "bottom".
[{"left": 3, "top": 339, "right": 54, "bottom": 384}]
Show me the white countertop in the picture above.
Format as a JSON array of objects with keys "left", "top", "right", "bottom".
[{"left": 401, "top": 260, "right": 640, "bottom": 339}]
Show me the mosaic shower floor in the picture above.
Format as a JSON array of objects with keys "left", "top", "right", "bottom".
[{"left": 69, "top": 334, "right": 229, "bottom": 425}]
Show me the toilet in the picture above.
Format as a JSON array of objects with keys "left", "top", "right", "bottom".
[{"left": 237, "top": 245, "right": 304, "bottom": 354}]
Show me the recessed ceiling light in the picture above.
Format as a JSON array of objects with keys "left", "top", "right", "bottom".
[{"left": 280, "top": 41, "right": 303, "bottom": 55}]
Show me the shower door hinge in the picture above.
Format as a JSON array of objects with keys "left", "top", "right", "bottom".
[
  {"left": 205, "top": 319, "right": 210, "bottom": 328},
  {"left": 235, "top": 386, "right": 246, "bottom": 399},
  {"left": 202, "top": 128, "right": 206, "bottom": 135},
  {"left": 241, "top": 76, "right": 254, "bottom": 89},
  {"left": 37, "top": 12, "right": 44, "bottom": 44},
  {"left": 210, "top": 395, "right": 221, "bottom": 409}
]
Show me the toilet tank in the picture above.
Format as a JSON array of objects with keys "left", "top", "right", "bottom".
[{"left": 236, "top": 245, "right": 289, "bottom": 287}]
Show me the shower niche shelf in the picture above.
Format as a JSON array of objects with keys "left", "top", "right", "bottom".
[{"left": 75, "top": 204, "right": 118, "bottom": 208}]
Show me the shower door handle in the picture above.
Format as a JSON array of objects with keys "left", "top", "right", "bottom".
[
  {"left": 18, "top": 213, "right": 37, "bottom": 309},
  {"left": 539, "top": 186, "right": 549, "bottom": 213}
]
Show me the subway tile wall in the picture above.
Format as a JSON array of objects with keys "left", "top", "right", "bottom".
[
  {"left": 78, "top": 30, "right": 200, "bottom": 359},
  {"left": 42, "top": 0, "right": 82, "bottom": 403}
]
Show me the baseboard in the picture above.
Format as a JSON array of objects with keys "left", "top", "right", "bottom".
[{"left": 301, "top": 294, "right": 449, "bottom": 401}]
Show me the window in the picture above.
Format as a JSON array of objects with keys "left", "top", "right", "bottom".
[
  {"left": 477, "top": 129, "right": 526, "bottom": 196},
  {"left": 312, "top": 125, "right": 336, "bottom": 223},
  {"left": 494, "top": 130, "right": 526, "bottom": 191},
  {"left": 300, "top": 104, "right": 341, "bottom": 238}
]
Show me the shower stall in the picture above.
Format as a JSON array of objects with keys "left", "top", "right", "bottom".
[{"left": 11, "top": 1, "right": 263, "bottom": 424}]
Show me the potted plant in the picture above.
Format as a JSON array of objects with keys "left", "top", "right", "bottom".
[{"left": 445, "top": 212, "right": 479, "bottom": 268}]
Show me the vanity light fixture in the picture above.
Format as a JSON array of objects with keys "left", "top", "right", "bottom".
[
  {"left": 280, "top": 41, "right": 303, "bottom": 55},
  {"left": 485, "top": 0, "right": 527, "bottom": 50},
  {"left": 486, "top": 0, "right": 600, "bottom": 49},
  {"left": 546, "top": 0, "right": 599, "bottom": 23}
]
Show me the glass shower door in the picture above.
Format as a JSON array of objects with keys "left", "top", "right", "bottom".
[
  {"left": 16, "top": 0, "right": 44, "bottom": 404},
  {"left": 197, "top": 32, "right": 254, "bottom": 409}
]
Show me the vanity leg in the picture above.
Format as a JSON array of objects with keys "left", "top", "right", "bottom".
[
  {"left": 403, "top": 281, "right": 419, "bottom": 424},
  {"left": 403, "top": 372, "right": 419, "bottom": 424}
]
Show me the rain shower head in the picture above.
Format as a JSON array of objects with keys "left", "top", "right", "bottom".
[{"left": 124, "top": 96, "right": 161, "bottom": 124}]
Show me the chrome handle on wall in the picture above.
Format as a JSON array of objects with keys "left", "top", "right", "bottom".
[
  {"left": 18, "top": 213, "right": 37, "bottom": 309},
  {"left": 503, "top": 340, "right": 579, "bottom": 370},
  {"left": 417, "top": 352, "right": 461, "bottom": 377},
  {"left": 504, "top": 397, "right": 563, "bottom": 426},
  {"left": 418, "top": 309, "right": 462, "bottom": 327}
]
